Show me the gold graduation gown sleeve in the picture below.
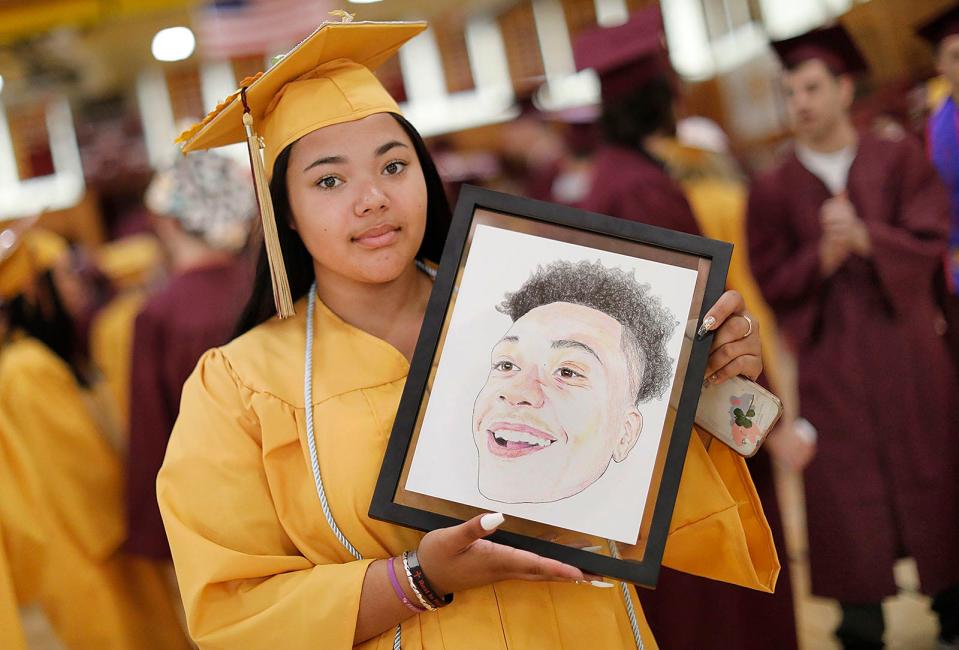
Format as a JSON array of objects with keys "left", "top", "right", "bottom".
[
  {"left": 158, "top": 347, "right": 377, "bottom": 649},
  {"left": 0, "top": 338, "right": 125, "bottom": 559},
  {"left": 0, "top": 526, "right": 27, "bottom": 650},
  {"left": 0, "top": 337, "right": 191, "bottom": 650},
  {"left": 0, "top": 383, "right": 46, "bottom": 650},
  {"left": 658, "top": 432, "right": 779, "bottom": 591}
]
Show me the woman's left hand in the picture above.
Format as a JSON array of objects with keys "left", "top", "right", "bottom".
[{"left": 699, "top": 289, "right": 762, "bottom": 386}]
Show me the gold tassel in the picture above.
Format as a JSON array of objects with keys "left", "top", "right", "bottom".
[{"left": 241, "top": 94, "right": 294, "bottom": 319}]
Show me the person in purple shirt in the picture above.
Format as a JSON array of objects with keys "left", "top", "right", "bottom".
[
  {"left": 919, "top": 3, "right": 959, "bottom": 365},
  {"left": 125, "top": 151, "right": 255, "bottom": 559}
]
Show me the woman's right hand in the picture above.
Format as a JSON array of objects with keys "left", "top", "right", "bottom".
[{"left": 416, "top": 513, "right": 597, "bottom": 596}]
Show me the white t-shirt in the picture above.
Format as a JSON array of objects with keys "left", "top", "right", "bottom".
[{"left": 795, "top": 144, "right": 857, "bottom": 195}]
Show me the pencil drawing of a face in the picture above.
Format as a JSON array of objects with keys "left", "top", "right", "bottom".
[{"left": 472, "top": 260, "right": 677, "bottom": 503}]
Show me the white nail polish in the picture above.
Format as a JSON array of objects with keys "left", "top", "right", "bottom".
[
  {"left": 480, "top": 512, "right": 505, "bottom": 531},
  {"left": 590, "top": 580, "right": 614, "bottom": 588},
  {"left": 697, "top": 315, "right": 717, "bottom": 338}
]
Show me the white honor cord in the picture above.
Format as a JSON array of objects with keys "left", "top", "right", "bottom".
[
  {"left": 304, "top": 284, "right": 402, "bottom": 649},
  {"left": 607, "top": 541, "right": 644, "bottom": 649},
  {"left": 414, "top": 258, "right": 436, "bottom": 279}
]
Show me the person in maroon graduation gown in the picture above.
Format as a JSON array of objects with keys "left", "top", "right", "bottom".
[
  {"left": 747, "top": 25, "right": 959, "bottom": 649},
  {"left": 571, "top": 9, "right": 697, "bottom": 236},
  {"left": 572, "top": 8, "right": 799, "bottom": 650},
  {"left": 125, "top": 151, "right": 255, "bottom": 559}
]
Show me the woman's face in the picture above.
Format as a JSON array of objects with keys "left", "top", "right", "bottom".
[
  {"left": 286, "top": 113, "right": 428, "bottom": 285},
  {"left": 50, "top": 254, "right": 91, "bottom": 321}
]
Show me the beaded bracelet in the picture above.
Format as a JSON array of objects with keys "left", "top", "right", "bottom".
[
  {"left": 405, "top": 550, "right": 453, "bottom": 609},
  {"left": 401, "top": 552, "right": 435, "bottom": 611},
  {"left": 387, "top": 556, "right": 426, "bottom": 613}
]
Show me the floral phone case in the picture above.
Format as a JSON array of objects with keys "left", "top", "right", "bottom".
[{"left": 694, "top": 376, "right": 783, "bottom": 457}]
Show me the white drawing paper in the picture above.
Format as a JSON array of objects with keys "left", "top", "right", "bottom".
[{"left": 405, "top": 224, "right": 698, "bottom": 544}]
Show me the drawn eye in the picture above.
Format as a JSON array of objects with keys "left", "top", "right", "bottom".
[
  {"left": 317, "top": 176, "right": 342, "bottom": 189},
  {"left": 493, "top": 360, "right": 518, "bottom": 372},
  {"left": 556, "top": 366, "right": 584, "bottom": 380}
]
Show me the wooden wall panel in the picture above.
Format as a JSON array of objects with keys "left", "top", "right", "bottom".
[
  {"left": 434, "top": 15, "right": 475, "bottom": 94},
  {"left": 498, "top": 0, "right": 545, "bottom": 97},
  {"left": 231, "top": 54, "right": 266, "bottom": 85},
  {"left": 559, "top": 0, "right": 597, "bottom": 40},
  {"left": 843, "top": 0, "right": 955, "bottom": 82},
  {"left": 375, "top": 55, "right": 407, "bottom": 104},
  {"left": 7, "top": 102, "right": 54, "bottom": 180},
  {"left": 163, "top": 64, "right": 205, "bottom": 124}
]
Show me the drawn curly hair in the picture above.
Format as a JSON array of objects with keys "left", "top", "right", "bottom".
[{"left": 497, "top": 259, "right": 677, "bottom": 404}]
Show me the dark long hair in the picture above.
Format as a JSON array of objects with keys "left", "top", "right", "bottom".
[
  {"left": 3, "top": 270, "right": 89, "bottom": 386},
  {"left": 234, "top": 113, "right": 452, "bottom": 336},
  {"left": 601, "top": 75, "right": 677, "bottom": 151}
]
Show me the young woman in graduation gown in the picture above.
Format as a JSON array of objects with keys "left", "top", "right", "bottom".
[
  {"left": 158, "top": 18, "right": 780, "bottom": 649},
  {"left": 0, "top": 225, "right": 190, "bottom": 649}
]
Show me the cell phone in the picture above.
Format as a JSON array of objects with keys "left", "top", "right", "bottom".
[{"left": 694, "top": 375, "right": 783, "bottom": 457}]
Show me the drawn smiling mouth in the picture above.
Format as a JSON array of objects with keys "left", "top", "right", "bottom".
[{"left": 485, "top": 423, "right": 557, "bottom": 459}]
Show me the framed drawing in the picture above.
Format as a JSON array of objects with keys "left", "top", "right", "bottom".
[{"left": 370, "top": 185, "right": 731, "bottom": 587}]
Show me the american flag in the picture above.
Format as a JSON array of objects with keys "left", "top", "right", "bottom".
[{"left": 195, "top": 0, "right": 333, "bottom": 61}]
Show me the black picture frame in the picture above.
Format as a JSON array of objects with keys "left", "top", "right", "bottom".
[{"left": 370, "top": 185, "right": 731, "bottom": 587}]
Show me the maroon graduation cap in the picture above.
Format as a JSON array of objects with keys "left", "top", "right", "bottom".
[
  {"left": 573, "top": 4, "right": 672, "bottom": 101},
  {"left": 916, "top": 4, "right": 959, "bottom": 47},
  {"left": 770, "top": 24, "right": 869, "bottom": 76}
]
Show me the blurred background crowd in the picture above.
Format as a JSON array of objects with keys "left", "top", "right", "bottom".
[{"left": 1, "top": 0, "right": 958, "bottom": 648}]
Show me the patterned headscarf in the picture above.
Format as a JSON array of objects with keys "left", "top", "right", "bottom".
[{"left": 145, "top": 151, "right": 257, "bottom": 252}]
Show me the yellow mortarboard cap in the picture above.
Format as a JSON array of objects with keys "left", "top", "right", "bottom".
[
  {"left": 175, "top": 15, "right": 427, "bottom": 319},
  {"left": 0, "top": 221, "right": 69, "bottom": 300},
  {"left": 179, "top": 19, "right": 426, "bottom": 176}
]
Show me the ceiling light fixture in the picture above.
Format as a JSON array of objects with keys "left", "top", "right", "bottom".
[{"left": 151, "top": 26, "right": 196, "bottom": 62}]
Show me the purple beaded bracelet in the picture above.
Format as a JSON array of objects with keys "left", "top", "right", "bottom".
[{"left": 387, "top": 557, "right": 426, "bottom": 613}]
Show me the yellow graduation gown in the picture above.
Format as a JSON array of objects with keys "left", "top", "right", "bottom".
[
  {"left": 0, "top": 386, "right": 44, "bottom": 650},
  {"left": 0, "top": 336, "right": 190, "bottom": 649},
  {"left": 89, "top": 289, "right": 148, "bottom": 441},
  {"left": 159, "top": 295, "right": 779, "bottom": 649},
  {"left": 0, "top": 528, "right": 27, "bottom": 650},
  {"left": 651, "top": 138, "right": 785, "bottom": 389},
  {"left": 679, "top": 178, "right": 783, "bottom": 388}
]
